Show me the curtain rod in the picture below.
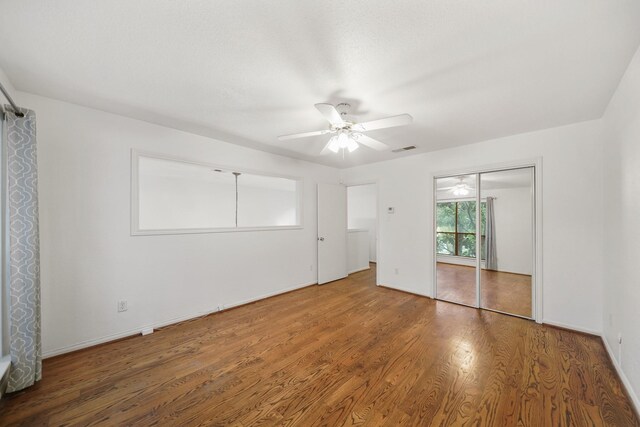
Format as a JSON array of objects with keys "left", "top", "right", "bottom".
[{"left": 0, "top": 81, "right": 25, "bottom": 117}]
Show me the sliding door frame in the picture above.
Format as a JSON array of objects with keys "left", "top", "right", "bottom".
[
  {"left": 431, "top": 158, "right": 543, "bottom": 323},
  {"left": 344, "top": 180, "right": 380, "bottom": 286}
]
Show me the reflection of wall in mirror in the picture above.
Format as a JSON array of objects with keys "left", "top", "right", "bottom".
[
  {"left": 435, "top": 181, "right": 532, "bottom": 276},
  {"left": 483, "top": 186, "right": 533, "bottom": 275}
]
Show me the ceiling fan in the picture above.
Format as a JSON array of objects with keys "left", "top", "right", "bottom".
[
  {"left": 452, "top": 177, "right": 472, "bottom": 196},
  {"left": 277, "top": 103, "right": 413, "bottom": 155}
]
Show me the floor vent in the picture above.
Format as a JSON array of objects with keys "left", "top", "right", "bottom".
[{"left": 392, "top": 145, "right": 417, "bottom": 153}]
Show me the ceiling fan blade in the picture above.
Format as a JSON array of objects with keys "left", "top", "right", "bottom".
[
  {"left": 315, "top": 103, "right": 344, "bottom": 126},
  {"left": 353, "top": 134, "right": 389, "bottom": 151},
  {"left": 278, "top": 129, "right": 332, "bottom": 141},
  {"left": 352, "top": 113, "right": 412, "bottom": 132},
  {"left": 319, "top": 139, "right": 334, "bottom": 155}
]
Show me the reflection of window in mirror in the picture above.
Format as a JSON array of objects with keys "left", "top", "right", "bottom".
[
  {"left": 133, "top": 152, "right": 302, "bottom": 234},
  {"left": 436, "top": 200, "right": 486, "bottom": 259}
]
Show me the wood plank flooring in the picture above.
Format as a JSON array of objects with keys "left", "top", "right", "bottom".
[
  {"left": 1, "top": 264, "right": 637, "bottom": 426},
  {"left": 437, "top": 262, "right": 532, "bottom": 317}
]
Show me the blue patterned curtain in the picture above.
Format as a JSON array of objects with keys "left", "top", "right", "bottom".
[{"left": 3, "top": 107, "right": 41, "bottom": 393}]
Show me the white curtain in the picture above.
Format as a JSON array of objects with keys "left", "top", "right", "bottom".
[
  {"left": 485, "top": 197, "right": 497, "bottom": 271},
  {"left": 3, "top": 107, "right": 41, "bottom": 392}
]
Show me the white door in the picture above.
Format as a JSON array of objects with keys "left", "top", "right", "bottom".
[{"left": 317, "top": 183, "right": 348, "bottom": 284}]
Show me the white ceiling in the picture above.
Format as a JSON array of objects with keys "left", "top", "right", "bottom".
[
  {"left": 436, "top": 168, "right": 533, "bottom": 200},
  {"left": 1, "top": 1, "right": 639, "bottom": 168}
]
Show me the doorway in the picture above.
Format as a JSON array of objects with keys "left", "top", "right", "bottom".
[
  {"left": 434, "top": 167, "right": 536, "bottom": 319},
  {"left": 347, "top": 184, "right": 378, "bottom": 279}
]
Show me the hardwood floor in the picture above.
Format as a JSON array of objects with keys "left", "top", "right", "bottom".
[
  {"left": 1, "top": 264, "right": 637, "bottom": 426},
  {"left": 437, "top": 262, "right": 532, "bottom": 317}
]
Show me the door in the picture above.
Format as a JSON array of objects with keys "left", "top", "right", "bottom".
[
  {"left": 434, "top": 167, "right": 536, "bottom": 320},
  {"left": 317, "top": 183, "right": 347, "bottom": 284},
  {"left": 435, "top": 174, "right": 479, "bottom": 307},
  {"left": 479, "top": 167, "right": 534, "bottom": 318}
]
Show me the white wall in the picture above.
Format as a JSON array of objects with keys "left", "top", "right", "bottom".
[
  {"left": 602, "top": 45, "right": 640, "bottom": 411},
  {"left": 347, "top": 184, "right": 377, "bottom": 262},
  {"left": 347, "top": 230, "right": 369, "bottom": 274},
  {"left": 341, "top": 119, "right": 605, "bottom": 334},
  {"left": 14, "top": 91, "right": 339, "bottom": 357}
]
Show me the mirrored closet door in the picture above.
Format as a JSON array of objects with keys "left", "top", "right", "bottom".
[
  {"left": 435, "top": 167, "right": 535, "bottom": 319},
  {"left": 435, "top": 174, "right": 479, "bottom": 307},
  {"left": 479, "top": 168, "right": 534, "bottom": 318}
]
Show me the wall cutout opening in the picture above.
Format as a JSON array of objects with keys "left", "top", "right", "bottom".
[{"left": 131, "top": 152, "right": 303, "bottom": 235}]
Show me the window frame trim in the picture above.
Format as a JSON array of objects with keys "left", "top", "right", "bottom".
[{"left": 130, "top": 149, "right": 304, "bottom": 236}]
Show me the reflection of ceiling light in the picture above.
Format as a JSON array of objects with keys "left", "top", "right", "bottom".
[
  {"left": 328, "top": 131, "right": 359, "bottom": 153},
  {"left": 328, "top": 136, "right": 339, "bottom": 153},
  {"left": 452, "top": 177, "right": 471, "bottom": 196},
  {"left": 452, "top": 184, "right": 469, "bottom": 196}
]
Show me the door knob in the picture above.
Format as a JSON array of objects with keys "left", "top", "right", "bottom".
[{"left": 318, "top": 237, "right": 325, "bottom": 241}]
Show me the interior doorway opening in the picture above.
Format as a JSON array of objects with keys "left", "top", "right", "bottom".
[{"left": 347, "top": 184, "right": 378, "bottom": 281}]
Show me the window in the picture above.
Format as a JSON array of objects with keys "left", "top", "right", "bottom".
[
  {"left": 436, "top": 201, "right": 486, "bottom": 258},
  {"left": 132, "top": 152, "right": 302, "bottom": 234}
]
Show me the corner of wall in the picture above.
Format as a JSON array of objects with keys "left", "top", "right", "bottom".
[{"left": 0, "top": 65, "right": 16, "bottom": 95}]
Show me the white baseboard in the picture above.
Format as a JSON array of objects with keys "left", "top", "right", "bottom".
[
  {"left": 602, "top": 335, "right": 640, "bottom": 417},
  {"left": 542, "top": 319, "right": 601, "bottom": 336},
  {"left": 42, "top": 280, "right": 316, "bottom": 359},
  {"left": 348, "top": 266, "right": 370, "bottom": 274},
  {"left": 378, "top": 283, "right": 432, "bottom": 298},
  {"left": 222, "top": 281, "right": 316, "bottom": 310}
]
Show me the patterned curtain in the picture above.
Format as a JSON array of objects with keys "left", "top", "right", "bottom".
[
  {"left": 3, "top": 107, "right": 41, "bottom": 393},
  {"left": 485, "top": 197, "right": 497, "bottom": 271}
]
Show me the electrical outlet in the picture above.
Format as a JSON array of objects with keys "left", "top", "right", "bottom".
[
  {"left": 117, "top": 300, "right": 128, "bottom": 312},
  {"left": 395, "top": 268, "right": 399, "bottom": 275}
]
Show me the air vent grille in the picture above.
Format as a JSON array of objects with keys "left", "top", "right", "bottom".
[{"left": 392, "top": 145, "right": 417, "bottom": 153}]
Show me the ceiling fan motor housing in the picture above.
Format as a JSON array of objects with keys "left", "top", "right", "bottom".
[{"left": 336, "top": 103, "right": 351, "bottom": 115}]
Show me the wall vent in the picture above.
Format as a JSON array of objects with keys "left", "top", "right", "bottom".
[{"left": 392, "top": 145, "right": 417, "bottom": 153}]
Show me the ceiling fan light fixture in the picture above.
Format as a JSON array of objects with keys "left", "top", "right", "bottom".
[
  {"left": 328, "top": 136, "right": 340, "bottom": 153},
  {"left": 347, "top": 137, "right": 359, "bottom": 152},
  {"left": 452, "top": 184, "right": 470, "bottom": 196},
  {"left": 337, "top": 132, "right": 350, "bottom": 149},
  {"left": 277, "top": 103, "right": 412, "bottom": 156},
  {"left": 452, "top": 177, "right": 472, "bottom": 196}
]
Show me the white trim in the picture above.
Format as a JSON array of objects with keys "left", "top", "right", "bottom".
[
  {"left": 130, "top": 149, "right": 305, "bottom": 236},
  {"left": 602, "top": 334, "right": 640, "bottom": 417},
  {"left": 132, "top": 225, "right": 304, "bottom": 236},
  {"left": 221, "top": 280, "right": 316, "bottom": 310},
  {"left": 42, "top": 280, "right": 316, "bottom": 359},
  {"left": 542, "top": 320, "right": 601, "bottom": 336},
  {"left": 378, "top": 283, "right": 432, "bottom": 299},
  {"left": 437, "top": 255, "right": 486, "bottom": 268},
  {"left": 348, "top": 266, "right": 371, "bottom": 274}
]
